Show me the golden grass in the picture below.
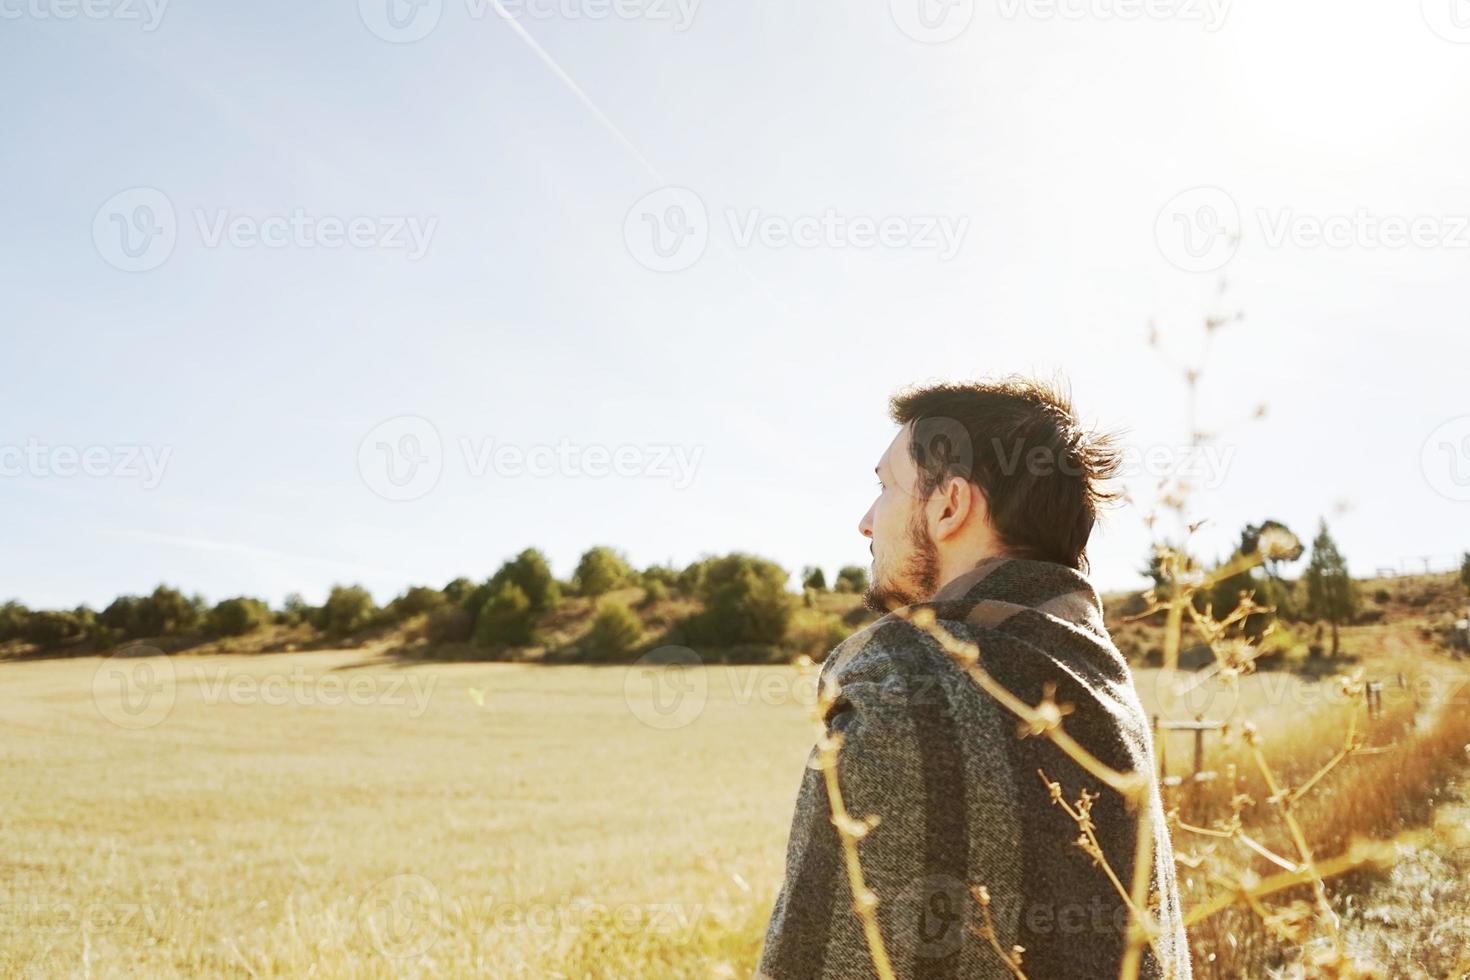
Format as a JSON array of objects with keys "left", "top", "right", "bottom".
[
  {"left": 0, "top": 650, "right": 812, "bottom": 978},
  {"left": 3, "top": 641, "right": 1467, "bottom": 978},
  {"left": 1137, "top": 654, "right": 1470, "bottom": 977}
]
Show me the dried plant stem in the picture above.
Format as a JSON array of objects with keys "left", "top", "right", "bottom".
[
  {"left": 1119, "top": 806, "right": 1155, "bottom": 980},
  {"left": 1183, "top": 830, "right": 1428, "bottom": 928},
  {"left": 808, "top": 679, "right": 896, "bottom": 980},
  {"left": 973, "top": 886, "right": 1029, "bottom": 979},
  {"left": 1246, "top": 739, "right": 1336, "bottom": 932}
]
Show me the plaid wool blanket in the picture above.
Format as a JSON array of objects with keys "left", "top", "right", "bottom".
[{"left": 757, "top": 556, "right": 1190, "bottom": 979}]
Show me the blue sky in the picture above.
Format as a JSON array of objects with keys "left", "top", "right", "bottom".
[{"left": 3, "top": 0, "right": 1469, "bottom": 608}]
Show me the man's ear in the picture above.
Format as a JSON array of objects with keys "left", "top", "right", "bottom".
[{"left": 928, "top": 476, "right": 980, "bottom": 543}]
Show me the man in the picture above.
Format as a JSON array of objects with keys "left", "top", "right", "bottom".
[{"left": 758, "top": 378, "right": 1190, "bottom": 979}]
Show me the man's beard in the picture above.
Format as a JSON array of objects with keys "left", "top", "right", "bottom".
[{"left": 862, "top": 511, "right": 942, "bottom": 614}]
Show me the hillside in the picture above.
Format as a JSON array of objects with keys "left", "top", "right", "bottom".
[{"left": 8, "top": 568, "right": 1465, "bottom": 680}]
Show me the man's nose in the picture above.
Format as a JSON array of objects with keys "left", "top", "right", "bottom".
[{"left": 858, "top": 505, "right": 874, "bottom": 539}]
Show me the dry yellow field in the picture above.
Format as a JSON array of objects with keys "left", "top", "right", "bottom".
[
  {"left": 1, "top": 650, "right": 815, "bottom": 978},
  {"left": 3, "top": 647, "right": 1466, "bottom": 977}
]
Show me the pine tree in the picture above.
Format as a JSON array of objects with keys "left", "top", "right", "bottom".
[{"left": 1303, "top": 519, "right": 1358, "bottom": 657}]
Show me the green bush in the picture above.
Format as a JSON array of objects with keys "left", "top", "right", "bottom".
[
  {"left": 677, "top": 559, "right": 708, "bottom": 597},
  {"left": 834, "top": 565, "right": 869, "bottom": 594},
  {"left": 278, "top": 592, "right": 313, "bottom": 627},
  {"left": 641, "top": 565, "right": 679, "bottom": 590},
  {"left": 426, "top": 604, "right": 474, "bottom": 644},
  {"left": 785, "top": 611, "right": 849, "bottom": 660},
  {"left": 318, "top": 585, "right": 378, "bottom": 637},
  {"left": 441, "top": 577, "right": 476, "bottom": 605},
  {"left": 573, "top": 546, "right": 633, "bottom": 598},
  {"left": 682, "top": 553, "right": 793, "bottom": 647},
  {"left": 586, "top": 600, "right": 643, "bottom": 661},
  {"left": 24, "top": 609, "right": 90, "bottom": 649},
  {"left": 387, "top": 586, "right": 450, "bottom": 621},
  {"left": 802, "top": 566, "right": 827, "bottom": 591},
  {"left": 206, "top": 597, "right": 273, "bottom": 637},
  {"left": 0, "top": 601, "right": 30, "bottom": 642},
  {"left": 640, "top": 579, "right": 670, "bottom": 608},
  {"left": 489, "top": 549, "right": 561, "bottom": 612},
  {"left": 99, "top": 595, "right": 145, "bottom": 639},
  {"left": 473, "top": 582, "right": 535, "bottom": 648},
  {"left": 136, "top": 585, "right": 201, "bottom": 636}
]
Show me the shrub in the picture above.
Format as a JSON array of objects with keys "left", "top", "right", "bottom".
[
  {"left": 572, "top": 546, "right": 633, "bottom": 598},
  {"left": 0, "top": 601, "right": 30, "bottom": 642},
  {"left": 136, "top": 585, "right": 201, "bottom": 637},
  {"left": 24, "top": 609, "right": 90, "bottom": 648},
  {"left": 802, "top": 566, "right": 828, "bottom": 591},
  {"left": 489, "top": 549, "right": 561, "bottom": 612},
  {"left": 785, "top": 611, "right": 849, "bottom": 660},
  {"left": 387, "top": 586, "right": 450, "bottom": 621},
  {"left": 682, "top": 553, "right": 793, "bottom": 647},
  {"left": 641, "top": 565, "right": 679, "bottom": 589},
  {"left": 99, "top": 595, "right": 146, "bottom": 639},
  {"left": 278, "top": 593, "right": 313, "bottom": 627},
  {"left": 586, "top": 600, "right": 643, "bottom": 661},
  {"left": 318, "top": 585, "right": 378, "bottom": 637},
  {"left": 441, "top": 577, "right": 476, "bottom": 605},
  {"left": 425, "top": 604, "right": 474, "bottom": 644},
  {"left": 206, "top": 597, "right": 273, "bottom": 637},
  {"left": 640, "top": 579, "right": 670, "bottom": 608},
  {"left": 676, "top": 559, "right": 707, "bottom": 597},
  {"left": 473, "top": 582, "right": 535, "bottom": 648},
  {"left": 834, "top": 565, "right": 869, "bottom": 594}
]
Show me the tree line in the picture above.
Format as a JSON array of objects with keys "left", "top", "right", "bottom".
[
  {"left": 1146, "top": 518, "right": 1470, "bottom": 659},
  {"left": 0, "top": 547, "right": 874, "bottom": 662}
]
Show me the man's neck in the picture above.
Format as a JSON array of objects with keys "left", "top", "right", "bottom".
[{"left": 930, "top": 549, "right": 1010, "bottom": 601}]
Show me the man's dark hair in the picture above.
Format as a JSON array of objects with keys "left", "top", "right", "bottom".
[{"left": 889, "top": 376, "right": 1120, "bottom": 572}]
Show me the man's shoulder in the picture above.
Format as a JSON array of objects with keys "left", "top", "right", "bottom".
[
  {"left": 825, "top": 612, "right": 930, "bottom": 668},
  {"left": 821, "top": 611, "right": 985, "bottom": 693},
  {"left": 821, "top": 600, "right": 1138, "bottom": 730}
]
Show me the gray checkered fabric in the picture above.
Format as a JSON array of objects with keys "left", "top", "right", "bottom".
[{"left": 757, "top": 556, "right": 1190, "bottom": 980}]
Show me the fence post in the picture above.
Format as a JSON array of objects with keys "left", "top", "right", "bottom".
[{"left": 1365, "top": 681, "right": 1384, "bottom": 720}]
